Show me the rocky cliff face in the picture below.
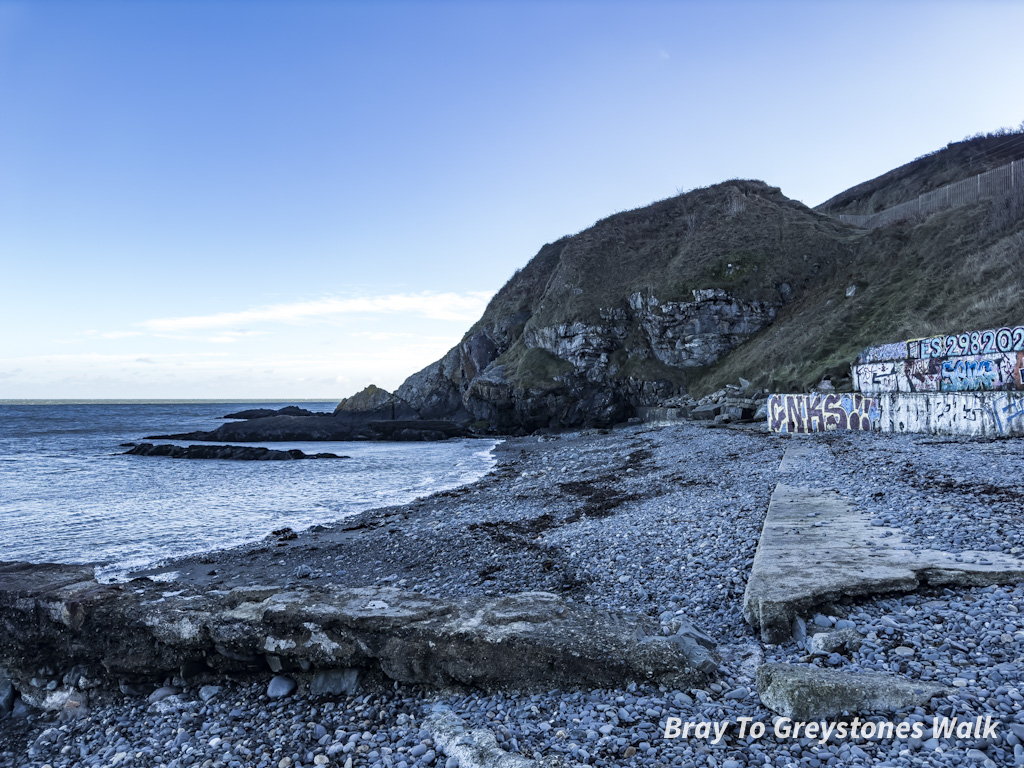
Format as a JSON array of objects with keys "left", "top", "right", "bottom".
[
  {"left": 342, "top": 131, "right": 1024, "bottom": 434},
  {"left": 390, "top": 180, "right": 851, "bottom": 431}
]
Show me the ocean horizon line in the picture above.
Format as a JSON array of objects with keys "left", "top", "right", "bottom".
[{"left": 0, "top": 398, "right": 340, "bottom": 405}]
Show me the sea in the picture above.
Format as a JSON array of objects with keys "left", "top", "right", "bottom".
[{"left": 0, "top": 401, "right": 498, "bottom": 581}]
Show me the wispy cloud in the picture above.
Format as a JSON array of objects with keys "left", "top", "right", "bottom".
[
  {"left": 350, "top": 331, "right": 455, "bottom": 342},
  {"left": 140, "top": 291, "right": 494, "bottom": 332}
]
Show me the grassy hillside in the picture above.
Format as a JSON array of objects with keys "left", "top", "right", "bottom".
[
  {"left": 817, "top": 127, "right": 1024, "bottom": 216},
  {"left": 691, "top": 183, "right": 1024, "bottom": 395},
  {"left": 469, "top": 180, "right": 856, "bottom": 332}
]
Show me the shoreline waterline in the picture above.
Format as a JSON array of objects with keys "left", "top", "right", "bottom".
[{"left": 0, "top": 401, "right": 501, "bottom": 582}]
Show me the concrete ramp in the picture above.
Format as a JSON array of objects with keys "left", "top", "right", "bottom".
[
  {"left": 776, "top": 442, "right": 831, "bottom": 473},
  {"left": 743, "top": 481, "right": 1024, "bottom": 643}
]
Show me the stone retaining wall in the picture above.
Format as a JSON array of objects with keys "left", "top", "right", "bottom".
[
  {"left": 853, "top": 325, "right": 1024, "bottom": 394},
  {"left": 874, "top": 391, "right": 1024, "bottom": 437},
  {"left": 766, "top": 394, "right": 878, "bottom": 434}
]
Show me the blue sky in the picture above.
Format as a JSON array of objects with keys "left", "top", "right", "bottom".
[{"left": 1, "top": 1, "right": 1022, "bottom": 399}]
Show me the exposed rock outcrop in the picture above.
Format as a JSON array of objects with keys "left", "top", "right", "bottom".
[
  {"left": 123, "top": 444, "right": 347, "bottom": 460},
  {"left": 383, "top": 180, "right": 852, "bottom": 432},
  {"left": 221, "top": 406, "right": 326, "bottom": 420},
  {"left": 0, "top": 562, "right": 718, "bottom": 710},
  {"left": 146, "top": 385, "right": 467, "bottom": 443}
]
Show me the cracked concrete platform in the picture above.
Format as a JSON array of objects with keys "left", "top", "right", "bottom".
[
  {"left": 0, "top": 561, "right": 718, "bottom": 708},
  {"left": 743, "top": 477, "right": 1024, "bottom": 643}
]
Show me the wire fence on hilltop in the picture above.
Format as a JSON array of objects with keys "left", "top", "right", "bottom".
[{"left": 838, "top": 157, "right": 1022, "bottom": 228}]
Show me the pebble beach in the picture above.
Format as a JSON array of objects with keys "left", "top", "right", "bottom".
[{"left": 4, "top": 422, "right": 1024, "bottom": 768}]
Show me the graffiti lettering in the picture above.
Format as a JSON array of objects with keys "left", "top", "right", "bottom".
[
  {"left": 919, "top": 325, "right": 1024, "bottom": 359},
  {"left": 768, "top": 393, "right": 878, "bottom": 433},
  {"left": 855, "top": 353, "right": 1022, "bottom": 394},
  {"left": 857, "top": 341, "right": 909, "bottom": 365},
  {"left": 988, "top": 396, "right": 1024, "bottom": 434},
  {"left": 877, "top": 393, "right": 1024, "bottom": 437},
  {"left": 859, "top": 324, "right": 1024, "bottom": 364},
  {"left": 940, "top": 359, "right": 999, "bottom": 392}
]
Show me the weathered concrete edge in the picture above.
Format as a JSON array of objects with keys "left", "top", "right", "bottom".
[{"left": 0, "top": 562, "right": 718, "bottom": 711}]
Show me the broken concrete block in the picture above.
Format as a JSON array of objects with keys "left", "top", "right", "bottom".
[{"left": 757, "top": 663, "right": 950, "bottom": 719}]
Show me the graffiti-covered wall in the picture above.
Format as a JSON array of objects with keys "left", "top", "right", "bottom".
[
  {"left": 769, "top": 324, "right": 1024, "bottom": 437},
  {"left": 767, "top": 394, "right": 878, "bottom": 434},
  {"left": 854, "top": 353, "right": 1024, "bottom": 394},
  {"left": 874, "top": 392, "right": 1024, "bottom": 437},
  {"left": 768, "top": 391, "right": 1024, "bottom": 436},
  {"left": 854, "top": 325, "right": 1024, "bottom": 394}
]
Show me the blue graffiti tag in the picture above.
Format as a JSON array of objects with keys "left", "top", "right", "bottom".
[
  {"left": 940, "top": 359, "right": 998, "bottom": 392},
  {"left": 986, "top": 396, "right": 1024, "bottom": 434}
]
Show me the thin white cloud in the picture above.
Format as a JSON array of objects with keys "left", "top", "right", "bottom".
[
  {"left": 140, "top": 291, "right": 494, "bottom": 332},
  {"left": 350, "top": 331, "right": 455, "bottom": 342}
]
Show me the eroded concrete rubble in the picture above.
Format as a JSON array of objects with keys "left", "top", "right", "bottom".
[
  {"left": 0, "top": 562, "right": 716, "bottom": 713},
  {"left": 756, "top": 664, "right": 952, "bottom": 721}
]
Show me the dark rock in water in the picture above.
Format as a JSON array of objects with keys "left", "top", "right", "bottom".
[
  {"left": 147, "top": 414, "right": 469, "bottom": 443},
  {"left": 366, "top": 420, "right": 470, "bottom": 441},
  {"left": 123, "top": 444, "right": 347, "bottom": 461},
  {"left": 0, "top": 562, "right": 717, "bottom": 705},
  {"left": 147, "top": 384, "right": 473, "bottom": 443},
  {"left": 222, "top": 406, "right": 326, "bottom": 420}
]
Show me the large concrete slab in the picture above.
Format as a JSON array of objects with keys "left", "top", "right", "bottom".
[
  {"left": 0, "top": 561, "right": 718, "bottom": 708},
  {"left": 743, "top": 481, "right": 1024, "bottom": 643}
]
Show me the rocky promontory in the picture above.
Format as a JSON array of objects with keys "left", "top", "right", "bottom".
[
  {"left": 314, "top": 134, "right": 1024, "bottom": 435},
  {"left": 146, "top": 386, "right": 472, "bottom": 443}
]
